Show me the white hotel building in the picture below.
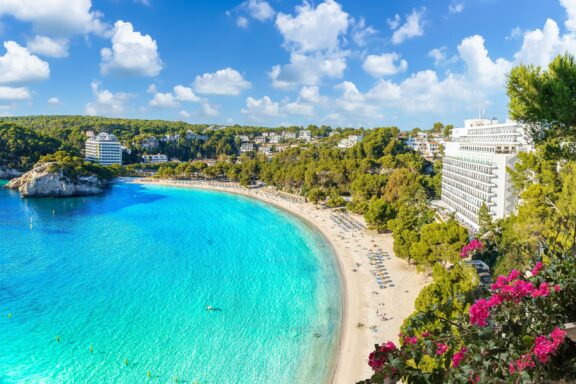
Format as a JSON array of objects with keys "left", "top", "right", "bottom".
[
  {"left": 441, "top": 118, "right": 532, "bottom": 230},
  {"left": 85, "top": 132, "right": 123, "bottom": 165}
]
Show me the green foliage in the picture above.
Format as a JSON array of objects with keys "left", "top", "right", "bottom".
[
  {"left": 307, "top": 188, "right": 326, "bottom": 205},
  {"left": 477, "top": 202, "right": 494, "bottom": 236},
  {"left": 0, "top": 122, "right": 61, "bottom": 170},
  {"left": 39, "top": 151, "right": 114, "bottom": 181},
  {"left": 409, "top": 220, "right": 469, "bottom": 267},
  {"left": 507, "top": 54, "right": 576, "bottom": 157},
  {"left": 365, "top": 198, "right": 395, "bottom": 232}
]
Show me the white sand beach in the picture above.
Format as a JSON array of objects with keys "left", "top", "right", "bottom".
[{"left": 129, "top": 178, "right": 428, "bottom": 384}]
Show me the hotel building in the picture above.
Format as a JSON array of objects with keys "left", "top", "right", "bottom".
[
  {"left": 85, "top": 132, "right": 123, "bottom": 165},
  {"left": 441, "top": 118, "right": 532, "bottom": 230}
]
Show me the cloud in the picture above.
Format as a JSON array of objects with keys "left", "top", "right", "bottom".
[
  {"left": 150, "top": 85, "right": 202, "bottom": 108},
  {"left": 0, "top": 0, "right": 107, "bottom": 37},
  {"left": 362, "top": 53, "right": 408, "bottom": 77},
  {"left": 134, "top": 0, "right": 151, "bottom": 6},
  {"left": 560, "top": 0, "right": 576, "bottom": 32},
  {"left": 351, "top": 17, "right": 377, "bottom": 47},
  {"left": 173, "top": 85, "right": 201, "bottom": 102},
  {"left": 48, "top": 96, "right": 60, "bottom": 105},
  {"left": 86, "top": 81, "right": 132, "bottom": 116},
  {"left": 270, "top": 52, "right": 346, "bottom": 89},
  {"left": 241, "top": 96, "right": 282, "bottom": 121},
  {"left": 298, "top": 85, "right": 327, "bottom": 104},
  {"left": 100, "top": 20, "right": 163, "bottom": 77},
  {"left": 0, "top": 41, "right": 50, "bottom": 85},
  {"left": 275, "top": 0, "right": 349, "bottom": 53},
  {"left": 387, "top": 14, "right": 401, "bottom": 30},
  {"left": 27, "top": 35, "right": 69, "bottom": 58},
  {"left": 200, "top": 100, "right": 219, "bottom": 117},
  {"left": 150, "top": 92, "right": 179, "bottom": 108},
  {"left": 0, "top": 86, "right": 31, "bottom": 100},
  {"left": 391, "top": 8, "right": 425, "bottom": 45},
  {"left": 334, "top": 81, "right": 381, "bottom": 117},
  {"left": 194, "top": 67, "right": 251, "bottom": 95},
  {"left": 236, "top": 16, "right": 249, "bottom": 29},
  {"left": 514, "top": 18, "right": 576, "bottom": 67},
  {"left": 458, "top": 35, "right": 511, "bottom": 89},
  {"left": 244, "top": 0, "right": 275, "bottom": 22},
  {"left": 449, "top": 2, "right": 465, "bottom": 14},
  {"left": 179, "top": 110, "right": 191, "bottom": 119}
]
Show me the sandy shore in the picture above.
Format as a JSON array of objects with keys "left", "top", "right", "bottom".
[{"left": 128, "top": 178, "right": 428, "bottom": 384}]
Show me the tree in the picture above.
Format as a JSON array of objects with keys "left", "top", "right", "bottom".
[
  {"left": 477, "top": 202, "right": 494, "bottom": 235},
  {"left": 307, "top": 188, "right": 326, "bottom": 205},
  {"left": 432, "top": 122, "right": 444, "bottom": 134},
  {"left": 410, "top": 220, "right": 469, "bottom": 267},
  {"left": 508, "top": 54, "right": 576, "bottom": 157},
  {"left": 443, "top": 124, "right": 454, "bottom": 138},
  {"left": 364, "top": 198, "right": 395, "bottom": 232}
]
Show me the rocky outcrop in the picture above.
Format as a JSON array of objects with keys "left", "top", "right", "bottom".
[
  {"left": 5, "top": 162, "right": 107, "bottom": 197},
  {"left": 0, "top": 167, "right": 23, "bottom": 179}
]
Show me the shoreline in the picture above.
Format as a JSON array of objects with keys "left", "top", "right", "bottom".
[{"left": 127, "top": 178, "right": 428, "bottom": 384}]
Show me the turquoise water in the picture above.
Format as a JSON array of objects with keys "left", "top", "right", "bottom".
[{"left": 0, "top": 181, "right": 342, "bottom": 384}]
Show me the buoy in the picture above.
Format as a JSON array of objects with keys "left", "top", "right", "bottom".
[
  {"left": 89, "top": 345, "right": 93, "bottom": 353},
  {"left": 147, "top": 371, "right": 151, "bottom": 378},
  {"left": 124, "top": 358, "right": 129, "bottom": 366},
  {"left": 56, "top": 335, "right": 60, "bottom": 342}
]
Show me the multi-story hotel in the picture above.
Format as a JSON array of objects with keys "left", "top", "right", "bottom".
[
  {"left": 85, "top": 132, "right": 123, "bottom": 165},
  {"left": 441, "top": 118, "right": 532, "bottom": 230}
]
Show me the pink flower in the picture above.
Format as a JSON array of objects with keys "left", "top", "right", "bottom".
[
  {"left": 436, "top": 343, "right": 448, "bottom": 355},
  {"left": 452, "top": 347, "right": 468, "bottom": 368},
  {"left": 403, "top": 336, "right": 418, "bottom": 345},
  {"left": 368, "top": 351, "right": 385, "bottom": 371},
  {"left": 469, "top": 299, "right": 491, "bottom": 327},
  {"left": 486, "top": 294, "right": 503, "bottom": 307},
  {"left": 531, "top": 261, "right": 544, "bottom": 276},
  {"left": 380, "top": 341, "right": 397, "bottom": 353},
  {"left": 554, "top": 285, "right": 561, "bottom": 292},
  {"left": 422, "top": 331, "right": 430, "bottom": 338},
  {"left": 534, "top": 336, "right": 556, "bottom": 363},
  {"left": 508, "top": 269, "right": 521, "bottom": 281},
  {"left": 514, "top": 354, "right": 535, "bottom": 371},
  {"left": 460, "top": 239, "right": 483, "bottom": 258},
  {"left": 508, "top": 362, "right": 516, "bottom": 374},
  {"left": 550, "top": 327, "right": 566, "bottom": 346},
  {"left": 531, "top": 282, "right": 550, "bottom": 298}
]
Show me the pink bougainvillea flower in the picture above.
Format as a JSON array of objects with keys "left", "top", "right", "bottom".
[
  {"left": 436, "top": 343, "right": 448, "bottom": 355},
  {"left": 531, "top": 261, "right": 544, "bottom": 276},
  {"left": 452, "top": 347, "right": 468, "bottom": 367}
]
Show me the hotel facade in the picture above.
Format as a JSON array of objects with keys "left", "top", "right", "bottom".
[
  {"left": 85, "top": 132, "right": 123, "bottom": 165},
  {"left": 441, "top": 118, "right": 532, "bottom": 230}
]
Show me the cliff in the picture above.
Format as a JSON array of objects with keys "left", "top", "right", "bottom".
[{"left": 5, "top": 162, "right": 108, "bottom": 197}]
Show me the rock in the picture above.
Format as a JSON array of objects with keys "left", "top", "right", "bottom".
[
  {"left": 5, "top": 162, "right": 107, "bottom": 197},
  {"left": 0, "top": 167, "right": 23, "bottom": 179}
]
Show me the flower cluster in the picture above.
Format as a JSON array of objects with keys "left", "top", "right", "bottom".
[
  {"left": 368, "top": 341, "right": 397, "bottom": 372},
  {"left": 436, "top": 343, "right": 448, "bottom": 355},
  {"left": 469, "top": 264, "right": 561, "bottom": 327},
  {"left": 509, "top": 327, "right": 566, "bottom": 374},
  {"left": 460, "top": 239, "right": 483, "bottom": 258},
  {"left": 452, "top": 347, "right": 468, "bottom": 368}
]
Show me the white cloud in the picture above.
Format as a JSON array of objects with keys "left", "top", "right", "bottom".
[
  {"left": 0, "top": 0, "right": 106, "bottom": 37},
  {"left": 0, "top": 86, "right": 31, "bottom": 100},
  {"left": 387, "top": 14, "right": 401, "bottom": 30},
  {"left": 560, "top": 0, "right": 576, "bottom": 32},
  {"left": 179, "top": 110, "right": 191, "bottom": 119},
  {"left": 150, "top": 92, "right": 179, "bottom": 108},
  {"left": 275, "top": 0, "right": 349, "bottom": 53},
  {"left": 0, "top": 41, "right": 50, "bottom": 85},
  {"left": 150, "top": 85, "right": 202, "bottom": 108},
  {"left": 194, "top": 67, "right": 251, "bottom": 95},
  {"left": 134, "top": 0, "right": 151, "bottom": 6},
  {"left": 237, "top": 16, "right": 249, "bottom": 29},
  {"left": 284, "top": 101, "right": 314, "bottom": 116},
  {"left": 298, "top": 85, "right": 326, "bottom": 104},
  {"left": 200, "top": 100, "right": 219, "bottom": 117},
  {"left": 514, "top": 18, "right": 576, "bottom": 67},
  {"left": 362, "top": 53, "right": 408, "bottom": 77},
  {"left": 241, "top": 96, "right": 282, "bottom": 121},
  {"left": 173, "top": 85, "right": 201, "bottom": 102},
  {"left": 391, "top": 8, "right": 425, "bottom": 45},
  {"left": 48, "top": 96, "right": 60, "bottom": 105},
  {"left": 351, "top": 17, "right": 377, "bottom": 46},
  {"left": 449, "top": 3, "right": 465, "bottom": 14},
  {"left": 458, "top": 35, "right": 511, "bottom": 89},
  {"left": 27, "top": 35, "right": 69, "bottom": 58},
  {"left": 270, "top": 52, "right": 346, "bottom": 89},
  {"left": 334, "top": 81, "right": 381, "bottom": 117},
  {"left": 244, "top": 0, "right": 275, "bottom": 22},
  {"left": 100, "top": 20, "right": 163, "bottom": 77},
  {"left": 86, "top": 81, "right": 132, "bottom": 116}
]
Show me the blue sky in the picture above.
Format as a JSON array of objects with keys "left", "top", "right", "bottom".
[{"left": 0, "top": 0, "right": 573, "bottom": 130}]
